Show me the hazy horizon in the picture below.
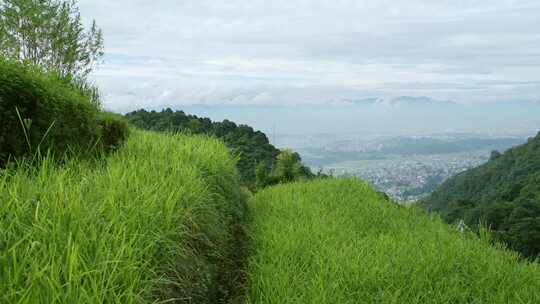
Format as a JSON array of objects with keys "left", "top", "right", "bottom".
[
  {"left": 131, "top": 100, "right": 540, "bottom": 139},
  {"left": 77, "top": 0, "right": 540, "bottom": 136}
]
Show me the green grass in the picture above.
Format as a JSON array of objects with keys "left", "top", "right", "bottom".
[
  {"left": 4, "top": 132, "right": 540, "bottom": 304},
  {"left": 246, "top": 179, "right": 540, "bottom": 303},
  {"left": 0, "top": 131, "right": 246, "bottom": 303}
]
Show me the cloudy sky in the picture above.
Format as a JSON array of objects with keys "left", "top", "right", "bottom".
[{"left": 77, "top": 0, "right": 540, "bottom": 113}]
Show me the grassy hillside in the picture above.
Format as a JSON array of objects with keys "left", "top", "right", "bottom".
[
  {"left": 125, "top": 109, "right": 280, "bottom": 185},
  {"left": 246, "top": 179, "right": 540, "bottom": 303},
  {"left": 125, "top": 109, "right": 314, "bottom": 187},
  {"left": 0, "top": 131, "right": 246, "bottom": 303},
  {"left": 421, "top": 132, "right": 540, "bottom": 258}
]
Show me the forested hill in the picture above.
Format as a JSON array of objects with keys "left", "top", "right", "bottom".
[
  {"left": 421, "top": 131, "right": 540, "bottom": 258},
  {"left": 125, "top": 109, "right": 313, "bottom": 186}
]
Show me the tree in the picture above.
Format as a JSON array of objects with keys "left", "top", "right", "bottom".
[
  {"left": 0, "top": 0, "right": 103, "bottom": 82},
  {"left": 255, "top": 160, "right": 270, "bottom": 189},
  {"left": 490, "top": 150, "right": 502, "bottom": 161},
  {"left": 272, "top": 150, "right": 303, "bottom": 183},
  {"left": 422, "top": 133, "right": 540, "bottom": 259}
]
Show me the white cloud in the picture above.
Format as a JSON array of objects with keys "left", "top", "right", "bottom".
[{"left": 78, "top": 0, "right": 540, "bottom": 112}]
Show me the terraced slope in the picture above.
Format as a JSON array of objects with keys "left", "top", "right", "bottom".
[
  {"left": 246, "top": 179, "right": 540, "bottom": 304},
  {"left": 0, "top": 131, "right": 246, "bottom": 303}
]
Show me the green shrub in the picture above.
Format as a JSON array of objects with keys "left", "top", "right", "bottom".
[
  {"left": 97, "top": 112, "right": 130, "bottom": 152},
  {"left": 0, "top": 59, "right": 128, "bottom": 165}
]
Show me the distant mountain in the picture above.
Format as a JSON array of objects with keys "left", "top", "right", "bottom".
[
  {"left": 297, "top": 135, "right": 525, "bottom": 157},
  {"left": 330, "top": 96, "right": 459, "bottom": 108},
  {"left": 372, "top": 136, "right": 524, "bottom": 155},
  {"left": 421, "top": 132, "right": 540, "bottom": 259},
  {"left": 330, "top": 97, "right": 382, "bottom": 106},
  {"left": 388, "top": 96, "right": 459, "bottom": 107},
  {"left": 159, "top": 97, "right": 540, "bottom": 137}
]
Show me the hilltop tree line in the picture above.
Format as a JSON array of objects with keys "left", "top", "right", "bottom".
[
  {"left": 422, "top": 132, "right": 540, "bottom": 259},
  {"left": 125, "top": 109, "right": 316, "bottom": 188}
]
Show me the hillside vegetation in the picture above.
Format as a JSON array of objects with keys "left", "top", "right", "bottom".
[
  {"left": 0, "top": 131, "right": 246, "bottom": 303},
  {"left": 2, "top": 3, "right": 539, "bottom": 300},
  {"left": 3, "top": 55, "right": 540, "bottom": 302},
  {"left": 125, "top": 109, "right": 314, "bottom": 187},
  {"left": 0, "top": 59, "right": 128, "bottom": 167},
  {"left": 246, "top": 179, "right": 540, "bottom": 303},
  {"left": 421, "top": 132, "right": 540, "bottom": 258}
]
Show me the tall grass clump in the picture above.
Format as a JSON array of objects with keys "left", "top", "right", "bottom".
[
  {"left": 0, "top": 58, "right": 128, "bottom": 166},
  {"left": 0, "top": 131, "right": 246, "bottom": 303},
  {"left": 246, "top": 179, "right": 540, "bottom": 303}
]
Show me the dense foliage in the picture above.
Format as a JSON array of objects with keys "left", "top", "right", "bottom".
[
  {"left": 125, "top": 108, "right": 314, "bottom": 187},
  {"left": 0, "top": 59, "right": 128, "bottom": 167},
  {"left": 0, "top": 0, "right": 104, "bottom": 82},
  {"left": 0, "top": 131, "right": 247, "bottom": 303},
  {"left": 421, "top": 132, "right": 540, "bottom": 259},
  {"left": 246, "top": 179, "right": 540, "bottom": 303},
  {"left": 254, "top": 149, "right": 316, "bottom": 188}
]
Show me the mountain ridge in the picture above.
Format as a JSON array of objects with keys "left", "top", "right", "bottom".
[{"left": 421, "top": 131, "right": 540, "bottom": 258}]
